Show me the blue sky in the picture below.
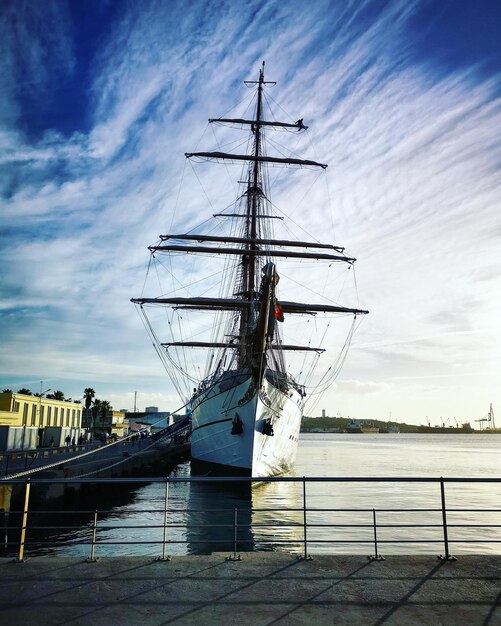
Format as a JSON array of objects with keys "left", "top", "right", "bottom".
[{"left": 1, "top": 0, "right": 500, "bottom": 425}]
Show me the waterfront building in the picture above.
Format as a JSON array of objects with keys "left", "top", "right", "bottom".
[
  {"left": 0, "top": 392, "right": 82, "bottom": 450},
  {"left": 91, "top": 409, "right": 128, "bottom": 439},
  {"left": 110, "top": 411, "right": 128, "bottom": 438},
  {"left": 0, "top": 392, "right": 82, "bottom": 430}
]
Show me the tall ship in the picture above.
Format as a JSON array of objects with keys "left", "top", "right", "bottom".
[{"left": 132, "top": 63, "right": 368, "bottom": 476}]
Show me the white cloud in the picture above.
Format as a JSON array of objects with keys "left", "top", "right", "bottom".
[{"left": 1, "top": 0, "right": 500, "bottom": 422}]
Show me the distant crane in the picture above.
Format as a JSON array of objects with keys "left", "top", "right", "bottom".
[
  {"left": 475, "top": 417, "right": 488, "bottom": 430},
  {"left": 476, "top": 404, "right": 495, "bottom": 431}
]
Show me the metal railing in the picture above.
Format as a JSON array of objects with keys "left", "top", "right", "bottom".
[
  {"left": 1, "top": 476, "right": 500, "bottom": 562},
  {"left": 0, "top": 442, "right": 100, "bottom": 476}
]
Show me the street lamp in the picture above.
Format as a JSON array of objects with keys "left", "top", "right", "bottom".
[
  {"left": 22, "top": 382, "right": 51, "bottom": 451},
  {"left": 38, "top": 381, "right": 51, "bottom": 432}
]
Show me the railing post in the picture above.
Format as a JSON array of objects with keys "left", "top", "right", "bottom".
[
  {"left": 438, "top": 477, "right": 457, "bottom": 561},
  {"left": 226, "top": 507, "right": 241, "bottom": 561},
  {"left": 86, "top": 510, "right": 99, "bottom": 562},
  {"left": 15, "top": 479, "right": 31, "bottom": 562},
  {"left": 298, "top": 476, "right": 312, "bottom": 560},
  {"left": 368, "top": 508, "right": 385, "bottom": 561},
  {"left": 157, "top": 479, "right": 171, "bottom": 561}
]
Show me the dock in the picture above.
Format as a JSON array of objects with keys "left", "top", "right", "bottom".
[
  {"left": 0, "top": 416, "right": 191, "bottom": 480},
  {"left": 1, "top": 553, "right": 499, "bottom": 625}
]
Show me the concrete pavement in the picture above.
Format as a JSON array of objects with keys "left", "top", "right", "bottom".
[{"left": 0, "top": 553, "right": 500, "bottom": 625}]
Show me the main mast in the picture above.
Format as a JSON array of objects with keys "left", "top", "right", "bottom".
[
  {"left": 247, "top": 62, "right": 266, "bottom": 293},
  {"left": 240, "top": 62, "right": 273, "bottom": 366}
]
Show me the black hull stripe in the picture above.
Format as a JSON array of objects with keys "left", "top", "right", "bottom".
[
  {"left": 191, "top": 458, "right": 251, "bottom": 477},
  {"left": 191, "top": 417, "right": 233, "bottom": 434}
]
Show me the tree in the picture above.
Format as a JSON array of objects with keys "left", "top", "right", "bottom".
[
  {"left": 100, "top": 400, "right": 112, "bottom": 420},
  {"left": 83, "top": 388, "right": 96, "bottom": 410},
  {"left": 2, "top": 389, "right": 12, "bottom": 393},
  {"left": 93, "top": 399, "right": 111, "bottom": 414},
  {"left": 17, "top": 388, "right": 32, "bottom": 395},
  {"left": 92, "top": 399, "right": 112, "bottom": 430},
  {"left": 49, "top": 390, "right": 65, "bottom": 400},
  {"left": 92, "top": 399, "right": 103, "bottom": 421}
]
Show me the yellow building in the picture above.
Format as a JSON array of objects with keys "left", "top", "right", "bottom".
[
  {"left": 92, "top": 409, "right": 128, "bottom": 439},
  {"left": 110, "top": 411, "right": 127, "bottom": 438},
  {"left": 0, "top": 392, "right": 82, "bottom": 430}
]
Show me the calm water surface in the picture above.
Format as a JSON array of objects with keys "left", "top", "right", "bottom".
[{"left": 24, "top": 434, "right": 501, "bottom": 557}]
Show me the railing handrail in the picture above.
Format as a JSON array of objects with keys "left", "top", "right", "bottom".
[
  {"left": 2, "top": 475, "right": 501, "bottom": 485},
  {"left": 4, "top": 474, "right": 501, "bottom": 561}
]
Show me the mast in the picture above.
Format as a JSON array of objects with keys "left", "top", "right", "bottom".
[
  {"left": 239, "top": 62, "right": 273, "bottom": 367},
  {"left": 133, "top": 62, "right": 369, "bottom": 387},
  {"left": 248, "top": 61, "right": 266, "bottom": 294}
]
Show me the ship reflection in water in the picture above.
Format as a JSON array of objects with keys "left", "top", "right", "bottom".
[
  {"left": 185, "top": 481, "right": 253, "bottom": 554},
  {"left": 184, "top": 476, "right": 304, "bottom": 555},
  {"left": 251, "top": 479, "right": 304, "bottom": 552}
]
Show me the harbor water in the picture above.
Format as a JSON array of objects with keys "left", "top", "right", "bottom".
[{"left": 15, "top": 433, "right": 501, "bottom": 557}]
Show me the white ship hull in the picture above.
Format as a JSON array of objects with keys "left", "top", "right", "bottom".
[{"left": 191, "top": 371, "right": 303, "bottom": 477}]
